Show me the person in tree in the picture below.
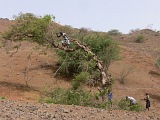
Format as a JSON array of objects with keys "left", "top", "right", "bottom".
[
  {"left": 126, "top": 96, "right": 136, "bottom": 106},
  {"left": 56, "top": 32, "right": 70, "bottom": 47}
]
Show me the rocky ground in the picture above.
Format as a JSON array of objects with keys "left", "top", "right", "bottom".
[{"left": 1, "top": 100, "right": 160, "bottom": 120}]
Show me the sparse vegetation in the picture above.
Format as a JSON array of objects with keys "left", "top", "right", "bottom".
[
  {"left": 108, "top": 29, "right": 121, "bottom": 36},
  {"left": 129, "top": 28, "right": 140, "bottom": 34},
  {"left": 117, "top": 98, "right": 142, "bottom": 112},
  {"left": 155, "top": 58, "right": 160, "bottom": 68},
  {"left": 129, "top": 103, "right": 142, "bottom": 112},
  {"left": 40, "top": 87, "right": 143, "bottom": 111},
  {"left": 40, "top": 87, "right": 94, "bottom": 106},
  {"left": 135, "top": 35, "right": 145, "bottom": 43},
  {"left": 0, "top": 96, "right": 6, "bottom": 100},
  {"left": 119, "top": 67, "right": 134, "bottom": 84},
  {"left": 1, "top": 13, "right": 159, "bottom": 117}
]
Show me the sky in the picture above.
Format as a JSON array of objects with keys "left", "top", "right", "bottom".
[{"left": 0, "top": 0, "right": 160, "bottom": 34}]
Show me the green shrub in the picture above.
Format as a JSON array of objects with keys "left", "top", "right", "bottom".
[
  {"left": 117, "top": 98, "right": 142, "bottom": 112},
  {"left": 0, "top": 96, "right": 6, "bottom": 100},
  {"left": 82, "top": 34, "right": 120, "bottom": 70},
  {"left": 108, "top": 29, "right": 121, "bottom": 36},
  {"left": 3, "top": 13, "right": 54, "bottom": 45},
  {"left": 118, "top": 98, "right": 129, "bottom": 110},
  {"left": 129, "top": 103, "right": 142, "bottom": 112},
  {"left": 155, "top": 58, "right": 160, "bottom": 68},
  {"left": 72, "top": 72, "right": 89, "bottom": 90},
  {"left": 135, "top": 35, "right": 145, "bottom": 43},
  {"left": 95, "top": 103, "right": 106, "bottom": 109},
  {"left": 40, "top": 88, "right": 94, "bottom": 107}
]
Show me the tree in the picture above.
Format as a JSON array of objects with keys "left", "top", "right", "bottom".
[{"left": 3, "top": 13, "right": 119, "bottom": 90}]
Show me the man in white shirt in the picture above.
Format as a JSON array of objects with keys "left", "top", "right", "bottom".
[{"left": 126, "top": 96, "right": 136, "bottom": 106}]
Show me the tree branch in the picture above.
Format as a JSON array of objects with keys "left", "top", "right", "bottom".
[{"left": 45, "top": 37, "right": 112, "bottom": 88}]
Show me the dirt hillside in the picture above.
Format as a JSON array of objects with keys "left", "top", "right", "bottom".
[{"left": 0, "top": 18, "right": 160, "bottom": 119}]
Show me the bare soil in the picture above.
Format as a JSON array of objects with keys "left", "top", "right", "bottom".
[{"left": 0, "top": 18, "right": 160, "bottom": 119}]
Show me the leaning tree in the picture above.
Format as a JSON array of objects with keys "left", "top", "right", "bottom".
[
  {"left": 3, "top": 13, "right": 119, "bottom": 90},
  {"left": 45, "top": 37, "right": 113, "bottom": 88}
]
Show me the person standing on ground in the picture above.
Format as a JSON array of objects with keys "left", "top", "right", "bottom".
[
  {"left": 107, "top": 90, "right": 112, "bottom": 107},
  {"left": 56, "top": 32, "right": 70, "bottom": 47},
  {"left": 144, "top": 93, "right": 150, "bottom": 111}
]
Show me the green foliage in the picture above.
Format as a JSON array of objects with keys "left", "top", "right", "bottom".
[
  {"left": 72, "top": 72, "right": 90, "bottom": 90},
  {"left": 95, "top": 103, "right": 106, "bottom": 109},
  {"left": 117, "top": 98, "right": 142, "bottom": 112},
  {"left": 0, "top": 96, "right": 6, "bottom": 100},
  {"left": 55, "top": 51, "right": 93, "bottom": 77},
  {"left": 56, "top": 33, "right": 119, "bottom": 89},
  {"left": 2, "top": 13, "right": 119, "bottom": 89},
  {"left": 118, "top": 98, "right": 130, "bottom": 110},
  {"left": 82, "top": 34, "right": 120, "bottom": 70},
  {"left": 129, "top": 103, "right": 142, "bottom": 112},
  {"left": 3, "top": 13, "right": 54, "bottom": 44},
  {"left": 40, "top": 88, "right": 143, "bottom": 111},
  {"left": 40, "top": 88, "right": 94, "bottom": 107},
  {"left": 135, "top": 35, "right": 145, "bottom": 43},
  {"left": 155, "top": 58, "right": 160, "bottom": 68},
  {"left": 98, "top": 88, "right": 108, "bottom": 97},
  {"left": 108, "top": 29, "right": 121, "bottom": 36}
]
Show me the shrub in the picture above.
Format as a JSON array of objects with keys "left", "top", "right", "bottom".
[
  {"left": 72, "top": 72, "right": 90, "bottom": 90},
  {"left": 3, "top": 13, "right": 54, "bottom": 45},
  {"left": 118, "top": 98, "right": 129, "bottom": 110},
  {"left": 108, "top": 29, "right": 121, "bottom": 36},
  {"left": 155, "top": 58, "right": 160, "bottom": 68},
  {"left": 40, "top": 88, "right": 94, "bottom": 107},
  {"left": 119, "top": 67, "right": 134, "bottom": 84},
  {"left": 129, "top": 28, "right": 140, "bottom": 34},
  {"left": 117, "top": 98, "right": 142, "bottom": 112},
  {"left": 129, "top": 103, "right": 142, "bottom": 112},
  {"left": 0, "top": 96, "right": 6, "bottom": 100},
  {"left": 135, "top": 35, "right": 145, "bottom": 43}
]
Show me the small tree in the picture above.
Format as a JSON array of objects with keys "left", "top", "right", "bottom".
[
  {"left": 3, "top": 13, "right": 54, "bottom": 44},
  {"left": 119, "top": 67, "right": 134, "bottom": 84},
  {"left": 108, "top": 29, "right": 121, "bottom": 36}
]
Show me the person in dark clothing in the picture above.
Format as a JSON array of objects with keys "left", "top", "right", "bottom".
[{"left": 144, "top": 93, "right": 150, "bottom": 111}]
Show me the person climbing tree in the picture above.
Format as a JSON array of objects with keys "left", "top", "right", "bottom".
[{"left": 56, "top": 32, "right": 70, "bottom": 47}]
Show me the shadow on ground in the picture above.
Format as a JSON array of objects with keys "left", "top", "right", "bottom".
[{"left": 0, "top": 81, "right": 40, "bottom": 92}]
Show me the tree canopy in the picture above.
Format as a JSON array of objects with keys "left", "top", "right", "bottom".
[{"left": 3, "top": 13, "right": 120, "bottom": 90}]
